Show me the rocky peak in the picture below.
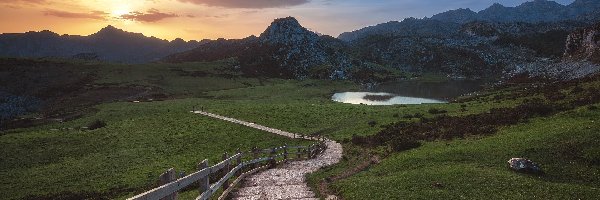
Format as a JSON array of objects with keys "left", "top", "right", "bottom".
[
  {"left": 516, "top": 0, "right": 565, "bottom": 12},
  {"left": 97, "top": 25, "right": 121, "bottom": 34},
  {"left": 171, "top": 38, "right": 186, "bottom": 43},
  {"left": 431, "top": 8, "right": 478, "bottom": 23},
  {"left": 259, "top": 17, "right": 319, "bottom": 45},
  {"left": 479, "top": 3, "right": 510, "bottom": 14},
  {"left": 91, "top": 25, "right": 138, "bottom": 39},
  {"left": 518, "top": 0, "right": 563, "bottom": 8},
  {"left": 489, "top": 3, "right": 505, "bottom": 8},
  {"left": 35, "top": 30, "right": 60, "bottom": 37}
]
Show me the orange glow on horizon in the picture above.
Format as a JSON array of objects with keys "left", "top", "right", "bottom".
[{"left": 0, "top": 0, "right": 291, "bottom": 41}]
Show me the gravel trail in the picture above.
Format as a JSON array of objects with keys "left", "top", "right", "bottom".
[{"left": 193, "top": 111, "right": 342, "bottom": 200}]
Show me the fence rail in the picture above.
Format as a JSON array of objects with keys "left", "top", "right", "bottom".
[{"left": 128, "top": 140, "right": 327, "bottom": 200}]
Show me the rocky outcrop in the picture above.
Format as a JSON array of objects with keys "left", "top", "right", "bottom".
[
  {"left": 505, "top": 23, "right": 600, "bottom": 80},
  {"left": 259, "top": 17, "right": 330, "bottom": 78},
  {"left": 564, "top": 23, "right": 600, "bottom": 63},
  {"left": 165, "top": 17, "right": 354, "bottom": 80},
  {"left": 0, "top": 26, "right": 202, "bottom": 63},
  {"left": 507, "top": 158, "right": 543, "bottom": 174}
]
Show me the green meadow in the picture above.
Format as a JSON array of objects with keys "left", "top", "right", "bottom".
[{"left": 1, "top": 59, "right": 599, "bottom": 199}]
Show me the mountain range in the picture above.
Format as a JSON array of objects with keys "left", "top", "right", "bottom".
[
  {"left": 0, "top": 26, "right": 203, "bottom": 63},
  {"left": 1, "top": 0, "right": 599, "bottom": 80},
  {"left": 164, "top": 1, "right": 600, "bottom": 81},
  {"left": 338, "top": 0, "right": 600, "bottom": 41}
]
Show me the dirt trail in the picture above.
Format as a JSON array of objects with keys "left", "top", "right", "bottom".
[{"left": 193, "top": 111, "right": 342, "bottom": 200}]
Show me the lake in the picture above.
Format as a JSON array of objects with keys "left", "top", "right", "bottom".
[{"left": 332, "top": 80, "right": 483, "bottom": 105}]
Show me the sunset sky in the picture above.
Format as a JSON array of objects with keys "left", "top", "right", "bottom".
[{"left": 0, "top": 0, "right": 575, "bottom": 41}]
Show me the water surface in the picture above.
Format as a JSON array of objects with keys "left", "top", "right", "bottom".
[
  {"left": 332, "top": 80, "right": 483, "bottom": 105},
  {"left": 332, "top": 92, "right": 445, "bottom": 105}
]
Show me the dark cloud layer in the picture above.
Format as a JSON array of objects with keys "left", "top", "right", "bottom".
[
  {"left": 119, "top": 9, "right": 178, "bottom": 22},
  {"left": 178, "top": 0, "right": 309, "bottom": 8},
  {"left": 44, "top": 10, "right": 107, "bottom": 20}
]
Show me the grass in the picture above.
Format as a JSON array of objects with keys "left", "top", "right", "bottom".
[
  {"left": 2, "top": 58, "right": 599, "bottom": 199},
  {"left": 1, "top": 73, "right": 513, "bottom": 199},
  {"left": 0, "top": 99, "right": 310, "bottom": 199},
  {"left": 200, "top": 80, "right": 520, "bottom": 141},
  {"left": 327, "top": 105, "right": 600, "bottom": 199},
  {"left": 93, "top": 60, "right": 265, "bottom": 96}
]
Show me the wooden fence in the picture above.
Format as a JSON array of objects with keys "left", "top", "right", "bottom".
[{"left": 128, "top": 138, "right": 327, "bottom": 200}]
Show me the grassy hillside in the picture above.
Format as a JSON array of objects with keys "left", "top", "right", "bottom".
[
  {"left": 330, "top": 105, "right": 600, "bottom": 199},
  {"left": 0, "top": 99, "right": 311, "bottom": 199},
  {"left": 1, "top": 58, "right": 599, "bottom": 199}
]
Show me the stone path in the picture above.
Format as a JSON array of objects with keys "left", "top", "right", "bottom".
[{"left": 193, "top": 111, "right": 342, "bottom": 200}]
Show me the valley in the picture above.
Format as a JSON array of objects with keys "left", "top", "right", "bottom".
[{"left": 1, "top": 0, "right": 600, "bottom": 199}]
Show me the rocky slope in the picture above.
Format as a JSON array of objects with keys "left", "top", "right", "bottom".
[
  {"left": 165, "top": 1, "right": 599, "bottom": 81},
  {"left": 165, "top": 17, "right": 356, "bottom": 80},
  {"left": 507, "top": 23, "right": 600, "bottom": 80},
  {"left": 0, "top": 26, "right": 202, "bottom": 63},
  {"left": 340, "top": 0, "right": 600, "bottom": 42},
  {"left": 564, "top": 23, "right": 600, "bottom": 64},
  {"left": 333, "top": 0, "right": 600, "bottom": 79}
]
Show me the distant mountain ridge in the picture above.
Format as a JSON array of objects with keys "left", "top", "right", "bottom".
[
  {"left": 164, "top": 17, "right": 354, "bottom": 79},
  {"left": 432, "top": 0, "right": 599, "bottom": 23},
  {"left": 339, "top": 0, "right": 600, "bottom": 41},
  {"left": 0, "top": 26, "right": 203, "bottom": 63}
]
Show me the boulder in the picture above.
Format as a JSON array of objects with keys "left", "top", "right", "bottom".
[{"left": 507, "top": 158, "right": 543, "bottom": 174}]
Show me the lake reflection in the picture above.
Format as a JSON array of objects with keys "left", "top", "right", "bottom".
[
  {"left": 332, "top": 92, "right": 446, "bottom": 105},
  {"left": 332, "top": 80, "right": 483, "bottom": 105}
]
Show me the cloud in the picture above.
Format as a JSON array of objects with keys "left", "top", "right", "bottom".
[
  {"left": 0, "top": 0, "right": 47, "bottom": 8},
  {"left": 44, "top": 10, "right": 108, "bottom": 20},
  {"left": 119, "top": 8, "right": 178, "bottom": 22},
  {"left": 178, "top": 0, "right": 310, "bottom": 8},
  {"left": 0, "top": 0, "right": 47, "bottom": 4}
]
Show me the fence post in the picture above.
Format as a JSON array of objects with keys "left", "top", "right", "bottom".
[
  {"left": 297, "top": 147, "right": 302, "bottom": 159},
  {"left": 252, "top": 147, "right": 259, "bottom": 169},
  {"left": 269, "top": 148, "right": 276, "bottom": 168},
  {"left": 236, "top": 148, "right": 242, "bottom": 176},
  {"left": 283, "top": 144, "right": 288, "bottom": 162},
  {"left": 158, "top": 168, "right": 177, "bottom": 200},
  {"left": 222, "top": 152, "right": 230, "bottom": 190},
  {"left": 198, "top": 160, "right": 209, "bottom": 195},
  {"left": 306, "top": 145, "right": 311, "bottom": 159}
]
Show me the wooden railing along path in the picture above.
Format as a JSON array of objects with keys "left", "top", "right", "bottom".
[{"left": 128, "top": 140, "right": 327, "bottom": 200}]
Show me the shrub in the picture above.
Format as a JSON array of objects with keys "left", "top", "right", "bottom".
[
  {"left": 414, "top": 113, "right": 424, "bottom": 119},
  {"left": 351, "top": 134, "right": 368, "bottom": 145},
  {"left": 368, "top": 120, "right": 377, "bottom": 127},
  {"left": 428, "top": 108, "right": 447, "bottom": 115},
  {"left": 571, "top": 86, "right": 585, "bottom": 94},
  {"left": 404, "top": 113, "right": 424, "bottom": 119},
  {"left": 87, "top": 120, "right": 106, "bottom": 130},
  {"left": 389, "top": 134, "right": 421, "bottom": 152}
]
